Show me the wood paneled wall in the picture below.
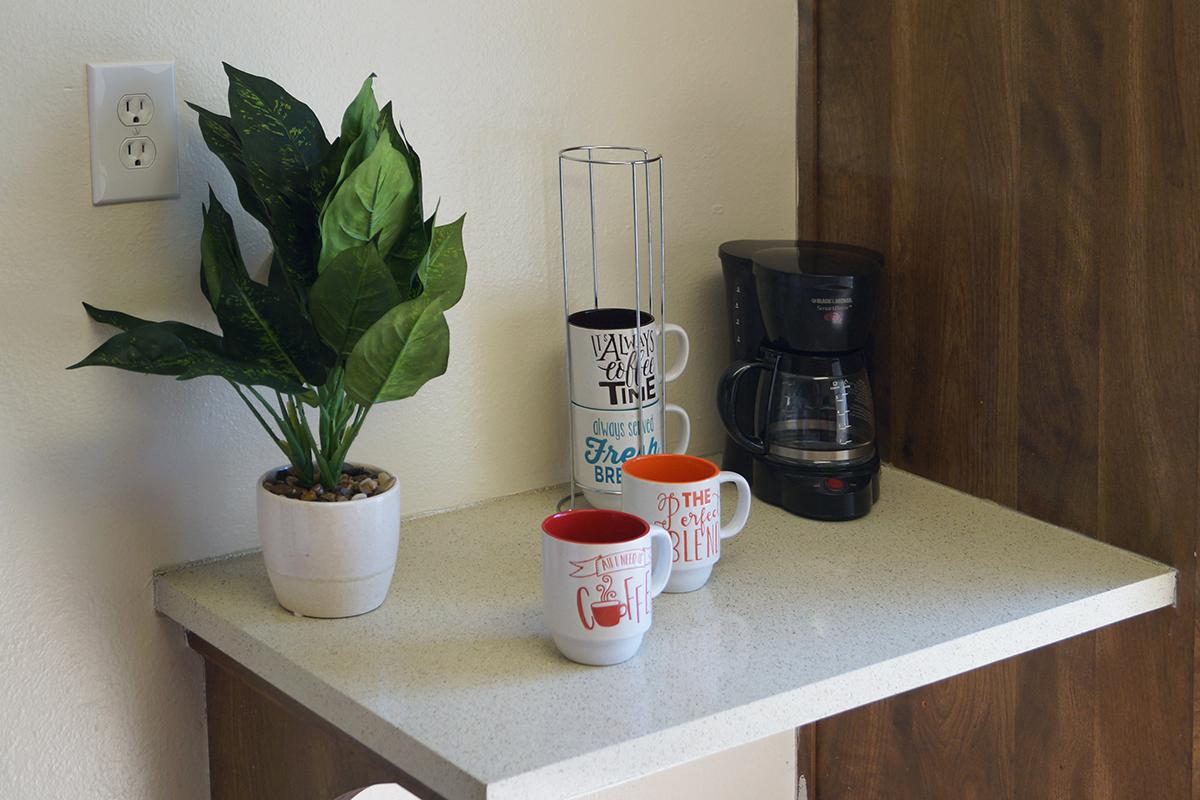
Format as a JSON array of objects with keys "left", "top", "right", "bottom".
[{"left": 799, "top": 1, "right": 1200, "bottom": 797}]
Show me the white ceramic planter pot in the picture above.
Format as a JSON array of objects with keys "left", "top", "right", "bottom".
[{"left": 256, "top": 464, "right": 400, "bottom": 618}]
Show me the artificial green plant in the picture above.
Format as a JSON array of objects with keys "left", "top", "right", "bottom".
[{"left": 70, "top": 65, "right": 467, "bottom": 488}]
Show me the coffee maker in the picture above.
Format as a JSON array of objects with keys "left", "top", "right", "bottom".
[{"left": 717, "top": 241, "right": 882, "bottom": 520}]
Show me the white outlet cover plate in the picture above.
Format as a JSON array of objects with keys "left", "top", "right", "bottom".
[{"left": 87, "top": 61, "right": 180, "bottom": 205}]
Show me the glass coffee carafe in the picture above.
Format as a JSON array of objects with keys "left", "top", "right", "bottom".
[{"left": 718, "top": 349, "right": 876, "bottom": 468}]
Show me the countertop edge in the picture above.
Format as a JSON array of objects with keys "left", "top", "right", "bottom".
[
  {"left": 486, "top": 568, "right": 1176, "bottom": 799},
  {"left": 156, "top": 564, "right": 1175, "bottom": 800}
]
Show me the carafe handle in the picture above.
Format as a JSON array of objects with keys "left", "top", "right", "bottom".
[{"left": 717, "top": 361, "right": 770, "bottom": 455}]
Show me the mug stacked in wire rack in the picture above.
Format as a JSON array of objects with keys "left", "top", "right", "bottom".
[{"left": 567, "top": 308, "right": 690, "bottom": 509}]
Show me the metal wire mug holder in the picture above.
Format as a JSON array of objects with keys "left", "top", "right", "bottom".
[{"left": 558, "top": 145, "right": 667, "bottom": 511}]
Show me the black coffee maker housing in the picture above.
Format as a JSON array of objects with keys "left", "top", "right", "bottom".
[
  {"left": 717, "top": 240, "right": 883, "bottom": 520},
  {"left": 718, "top": 240, "right": 792, "bottom": 478}
]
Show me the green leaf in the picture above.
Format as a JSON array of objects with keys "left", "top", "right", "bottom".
[
  {"left": 318, "top": 130, "right": 416, "bottom": 272},
  {"left": 186, "top": 102, "right": 270, "bottom": 227},
  {"left": 344, "top": 296, "right": 449, "bottom": 404},
  {"left": 326, "top": 125, "right": 379, "bottom": 209},
  {"left": 265, "top": 193, "right": 322, "bottom": 295},
  {"left": 192, "top": 107, "right": 316, "bottom": 300},
  {"left": 387, "top": 203, "right": 435, "bottom": 295},
  {"left": 267, "top": 253, "right": 289, "bottom": 292},
  {"left": 224, "top": 63, "right": 328, "bottom": 202},
  {"left": 341, "top": 74, "right": 379, "bottom": 145},
  {"left": 199, "top": 188, "right": 239, "bottom": 310},
  {"left": 201, "top": 190, "right": 332, "bottom": 385},
  {"left": 418, "top": 214, "right": 468, "bottom": 309},
  {"left": 313, "top": 75, "right": 379, "bottom": 201},
  {"left": 377, "top": 103, "right": 418, "bottom": 172},
  {"left": 370, "top": 103, "right": 428, "bottom": 292},
  {"left": 70, "top": 311, "right": 303, "bottom": 393},
  {"left": 317, "top": 135, "right": 347, "bottom": 200},
  {"left": 224, "top": 63, "right": 328, "bottom": 292},
  {"left": 309, "top": 243, "right": 403, "bottom": 357},
  {"left": 80, "top": 302, "right": 153, "bottom": 332},
  {"left": 378, "top": 102, "right": 423, "bottom": 219}
]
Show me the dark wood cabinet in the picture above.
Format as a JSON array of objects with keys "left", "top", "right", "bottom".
[
  {"left": 191, "top": 635, "right": 443, "bottom": 800},
  {"left": 798, "top": 0, "right": 1199, "bottom": 796}
]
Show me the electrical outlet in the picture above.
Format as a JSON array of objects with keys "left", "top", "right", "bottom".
[
  {"left": 119, "top": 137, "right": 157, "bottom": 169},
  {"left": 117, "top": 93, "right": 154, "bottom": 126},
  {"left": 87, "top": 61, "right": 179, "bottom": 205}
]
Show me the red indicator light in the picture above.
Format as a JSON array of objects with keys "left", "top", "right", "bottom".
[
  {"left": 824, "top": 311, "right": 843, "bottom": 323},
  {"left": 824, "top": 478, "right": 846, "bottom": 491}
]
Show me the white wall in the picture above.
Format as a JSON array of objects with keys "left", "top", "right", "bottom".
[{"left": 0, "top": 1, "right": 796, "bottom": 797}]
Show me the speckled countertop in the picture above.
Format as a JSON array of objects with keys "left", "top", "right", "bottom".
[{"left": 155, "top": 466, "right": 1174, "bottom": 800}]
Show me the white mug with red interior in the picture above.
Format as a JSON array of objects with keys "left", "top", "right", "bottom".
[
  {"left": 620, "top": 454, "right": 752, "bottom": 593},
  {"left": 541, "top": 509, "right": 672, "bottom": 666}
]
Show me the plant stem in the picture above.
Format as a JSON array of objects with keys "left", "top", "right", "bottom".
[
  {"left": 291, "top": 395, "right": 336, "bottom": 485},
  {"left": 227, "top": 381, "right": 312, "bottom": 482},
  {"left": 227, "top": 368, "right": 373, "bottom": 489},
  {"left": 229, "top": 382, "right": 284, "bottom": 453},
  {"left": 253, "top": 387, "right": 311, "bottom": 485},
  {"left": 330, "top": 403, "right": 371, "bottom": 474}
]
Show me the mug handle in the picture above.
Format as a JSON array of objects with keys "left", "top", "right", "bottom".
[
  {"left": 662, "top": 323, "right": 690, "bottom": 383},
  {"left": 665, "top": 403, "right": 691, "bottom": 454},
  {"left": 717, "top": 471, "right": 752, "bottom": 539},
  {"left": 648, "top": 524, "right": 673, "bottom": 597}
]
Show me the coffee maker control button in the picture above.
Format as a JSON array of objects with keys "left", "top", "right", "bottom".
[{"left": 824, "top": 477, "right": 846, "bottom": 492}]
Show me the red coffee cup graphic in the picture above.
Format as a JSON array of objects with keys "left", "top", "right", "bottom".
[{"left": 590, "top": 600, "right": 627, "bottom": 627}]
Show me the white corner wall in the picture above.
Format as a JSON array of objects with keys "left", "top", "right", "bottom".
[{"left": 0, "top": 1, "right": 796, "bottom": 797}]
